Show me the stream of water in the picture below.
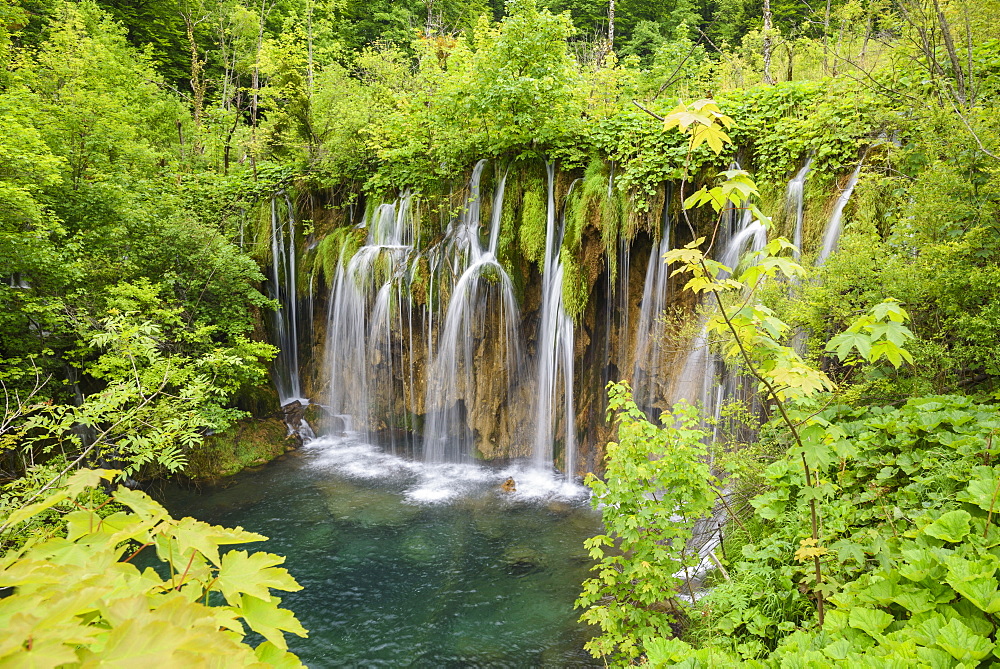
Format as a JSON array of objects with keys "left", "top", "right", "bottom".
[{"left": 158, "top": 434, "right": 602, "bottom": 668}]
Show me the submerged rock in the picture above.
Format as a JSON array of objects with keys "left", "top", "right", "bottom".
[
  {"left": 503, "top": 546, "right": 546, "bottom": 576},
  {"left": 314, "top": 479, "right": 420, "bottom": 528}
]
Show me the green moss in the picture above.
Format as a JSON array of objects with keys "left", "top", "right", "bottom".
[
  {"left": 312, "top": 225, "right": 366, "bottom": 287},
  {"left": 372, "top": 248, "right": 393, "bottom": 285},
  {"left": 496, "top": 199, "right": 527, "bottom": 304},
  {"left": 560, "top": 247, "right": 589, "bottom": 323},
  {"left": 569, "top": 157, "right": 625, "bottom": 283},
  {"left": 519, "top": 178, "right": 547, "bottom": 268},
  {"left": 313, "top": 234, "right": 341, "bottom": 287},
  {"left": 250, "top": 202, "right": 274, "bottom": 264},
  {"left": 409, "top": 255, "right": 430, "bottom": 306},
  {"left": 754, "top": 182, "right": 785, "bottom": 238},
  {"left": 497, "top": 195, "right": 518, "bottom": 270},
  {"left": 185, "top": 417, "right": 292, "bottom": 479},
  {"left": 562, "top": 184, "right": 584, "bottom": 254}
]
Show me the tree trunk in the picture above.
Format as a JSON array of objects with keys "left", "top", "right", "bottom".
[
  {"left": 823, "top": 0, "right": 831, "bottom": 74},
  {"left": 306, "top": 0, "right": 314, "bottom": 89},
  {"left": 934, "top": 0, "right": 966, "bottom": 103},
  {"left": 608, "top": 0, "right": 615, "bottom": 52},
  {"left": 762, "top": 0, "right": 774, "bottom": 84},
  {"left": 183, "top": 13, "right": 206, "bottom": 137},
  {"left": 252, "top": 0, "right": 266, "bottom": 127}
]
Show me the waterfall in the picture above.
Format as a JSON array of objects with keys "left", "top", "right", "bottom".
[
  {"left": 326, "top": 197, "right": 415, "bottom": 445},
  {"left": 269, "top": 194, "right": 304, "bottom": 405},
  {"left": 424, "top": 163, "right": 524, "bottom": 464},
  {"left": 786, "top": 158, "right": 812, "bottom": 259},
  {"left": 817, "top": 163, "right": 862, "bottom": 265},
  {"left": 314, "top": 161, "right": 850, "bottom": 476},
  {"left": 632, "top": 193, "right": 672, "bottom": 417},
  {"left": 784, "top": 159, "right": 813, "bottom": 353},
  {"left": 533, "top": 164, "right": 577, "bottom": 477},
  {"left": 720, "top": 208, "right": 767, "bottom": 276},
  {"left": 670, "top": 205, "right": 766, "bottom": 433}
]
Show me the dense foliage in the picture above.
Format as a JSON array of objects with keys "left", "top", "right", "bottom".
[
  {"left": 1, "top": 0, "right": 999, "bottom": 663},
  {"left": 0, "top": 469, "right": 307, "bottom": 666},
  {"left": 574, "top": 87, "right": 1000, "bottom": 666}
]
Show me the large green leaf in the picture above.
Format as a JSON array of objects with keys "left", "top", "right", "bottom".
[
  {"left": 216, "top": 550, "right": 302, "bottom": 606},
  {"left": 948, "top": 576, "right": 1000, "bottom": 613},
  {"left": 957, "top": 467, "right": 1000, "bottom": 512},
  {"left": 237, "top": 594, "right": 308, "bottom": 651},
  {"left": 848, "top": 607, "right": 894, "bottom": 637},
  {"left": 923, "top": 511, "right": 972, "bottom": 543},
  {"left": 935, "top": 618, "right": 994, "bottom": 662}
]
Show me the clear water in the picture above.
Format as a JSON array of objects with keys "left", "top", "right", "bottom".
[{"left": 157, "top": 434, "right": 603, "bottom": 668}]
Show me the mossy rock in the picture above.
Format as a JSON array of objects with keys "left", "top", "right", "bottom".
[
  {"left": 231, "top": 383, "right": 281, "bottom": 418},
  {"left": 185, "top": 417, "right": 291, "bottom": 479}
]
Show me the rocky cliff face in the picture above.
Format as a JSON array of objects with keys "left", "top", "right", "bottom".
[{"left": 261, "top": 156, "right": 842, "bottom": 476}]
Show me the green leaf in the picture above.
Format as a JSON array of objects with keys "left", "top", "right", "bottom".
[
  {"left": 112, "top": 488, "right": 171, "bottom": 521},
  {"left": 827, "top": 331, "right": 872, "bottom": 361},
  {"left": 848, "top": 607, "right": 894, "bottom": 637},
  {"left": 924, "top": 511, "right": 972, "bottom": 542},
  {"left": 1, "top": 470, "right": 117, "bottom": 529},
  {"left": 914, "top": 646, "right": 958, "bottom": 668},
  {"left": 949, "top": 576, "right": 1000, "bottom": 613},
  {"left": 171, "top": 517, "right": 266, "bottom": 567},
  {"left": 872, "top": 300, "right": 908, "bottom": 323},
  {"left": 935, "top": 618, "right": 994, "bottom": 662},
  {"left": 237, "top": 594, "right": 308, "bottom": 651},
  {"left": 255, "top": 641, "right": 306, "bottom": 668},
  {"left": 893, "top": 589, "right": 936, "bottom": 614},
  {"left": 216, "top": 550, "right": 302, "bottom": 606},
  {"left": 957, "top": 467, "right": 1000, "bottom": 512},
  {"left": 642, "top": 636, "right": 693, "bottom": 664}
]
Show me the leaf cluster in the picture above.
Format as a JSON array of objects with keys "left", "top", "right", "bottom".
[
  {"left": 0, "top": 469, "right": 307, "bottom": 666},
  {"left": 576, "top": 382, "right": 715, "bottom": 663}
]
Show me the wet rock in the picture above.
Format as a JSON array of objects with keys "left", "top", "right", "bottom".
[{"left": 281, "top": 400, "right": 308, "bottom": 441}]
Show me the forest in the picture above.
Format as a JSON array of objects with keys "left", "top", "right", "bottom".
[{"left": 1, "top": 0, "right": 999, "bottom": 664}]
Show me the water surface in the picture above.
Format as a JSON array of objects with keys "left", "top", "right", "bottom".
[{"left": 159, "top": 434, "right": 602, "bottom": 668}]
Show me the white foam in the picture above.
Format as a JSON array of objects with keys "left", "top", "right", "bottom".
[
  {"left": 496, "top": 464, "right": 590, "bottom": 502},
  {"left": 303, "top": 434, "right": 591, "bottom": 506},
  {"left": 404, "top": 462, "right": 496, "bottom": 504},
  {"left": 305, "top": 434, "right": 421, "bottom": 480}
]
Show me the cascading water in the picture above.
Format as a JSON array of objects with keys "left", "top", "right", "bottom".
[
  {"left": 269, "top": 193, "right": 304, "bottom": 405},
  {"left": 817, "top": 162, "right": 863, "bottom": 264},
  {"left": 326, "top": 196, "right": 415, "bottom": 446},
  {"left": 670, "top": 205, "right": 766, "bottom": 428},
  {"left": 312, "top": 159, "right": 862, "bottom": 479},
  {"left": 786, "top": 158, "right": 812, "bottom": 258},
  {"left": 631, "top": 194, "right": 673, "bottom": 417},
  {"left": 424, "top": 162, "right": 524, "bottom": 464},
  {"left": 532, "top": 164, "right": 577, "bottom": 478},
  {"left": 784, "top": 159, "right": 813, "bottom": 353},
  {"left": 719, "top": 208, "right": 767, "bottom": 276}
]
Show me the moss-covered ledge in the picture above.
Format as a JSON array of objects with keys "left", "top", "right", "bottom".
[{"left": 185, "top": 417, "right": 295, "bottom": 479}]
